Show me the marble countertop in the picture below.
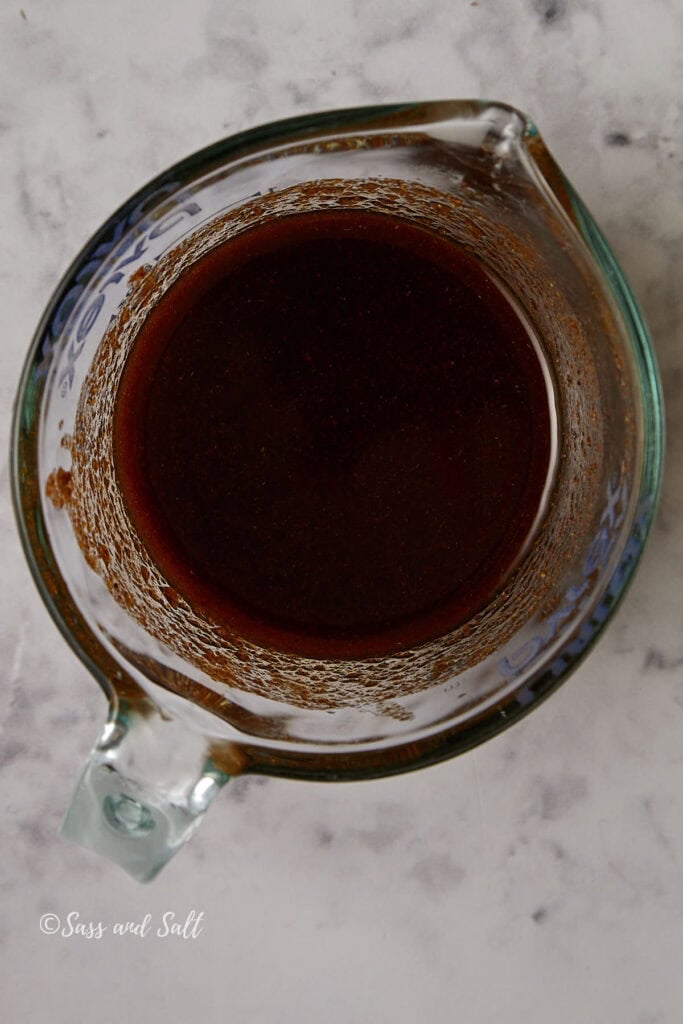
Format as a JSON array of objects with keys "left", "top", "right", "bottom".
[{"left": 1, "top": 1, "right": 682, "bottom": 1021}]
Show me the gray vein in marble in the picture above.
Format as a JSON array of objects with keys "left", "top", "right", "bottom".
[
  {"left": 532, "top": 0, "right": 568, "bottom": 25},
  {"left": 408, "top": 853, "right": 465, "bottom": 895},
  {"left": 525, "top": 774, "right": 590, "bottom": 823},
  {"left": 640, "top": 797, "right": 679, "bottom": 861},
  {"left": 187, "top": 2, "right": 270, "bottom": 81},
  {"left": 643, "top": 647, "right": 683, "bottom": 672},
  {"left": 314, "top": 825, "right": 334, "bottom": 848},
  {"left": 15, "top": 163, "right": 71, "bottom": 250},
  {"left": 354, "top": 802, "right": 409, "bottom": 852},
  {"left": 605, "top": 130, "right": 632, "bottom": 146},
  {"left": 224, "top": 774, "right": 270, "bottom": 805},
  {"left": 366, "top": 11, "right": 424, "bottom": 48}
]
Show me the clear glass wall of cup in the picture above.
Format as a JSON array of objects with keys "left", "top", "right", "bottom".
[{"left": 12, "top": 102, "right": 664, "bottom": 881}]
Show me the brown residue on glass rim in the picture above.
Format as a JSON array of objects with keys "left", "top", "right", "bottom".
[{"left": 45, "top": 466, "right": 73, "bottom": 510}]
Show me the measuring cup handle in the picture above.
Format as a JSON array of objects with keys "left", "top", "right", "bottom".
[{"left": 60, "top": 699, "right": 230, "bottom": 882}]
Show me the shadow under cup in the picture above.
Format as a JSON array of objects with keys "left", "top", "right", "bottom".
[{"left": 12, "top": 102, "right": 663, "bottom": 880}]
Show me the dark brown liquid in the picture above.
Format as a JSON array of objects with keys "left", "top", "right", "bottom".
[{"left": 114, "top": 210, "right": 552, "bottom": 658}]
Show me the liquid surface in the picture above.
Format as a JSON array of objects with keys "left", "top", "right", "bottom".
[{"left": 114, "top": 210, "right": 553, "bottom": 657}]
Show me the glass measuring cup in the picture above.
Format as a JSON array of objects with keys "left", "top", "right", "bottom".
[{"left": 11, "top": 101, "right": 664, "bottom": 881}]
